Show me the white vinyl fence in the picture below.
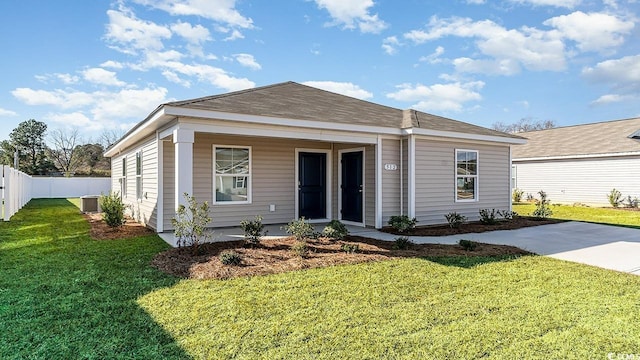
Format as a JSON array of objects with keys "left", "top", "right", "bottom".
[{"left": 1, "top": 165, "right": 111, "bottom": 221}]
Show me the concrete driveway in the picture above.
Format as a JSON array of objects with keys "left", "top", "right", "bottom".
[{"left": 355, "top": 222, "right": 640, "bottom": 276}]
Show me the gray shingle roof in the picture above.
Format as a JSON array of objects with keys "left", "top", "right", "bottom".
[
  {"left": 167, "top": 81, "right": 521, "bottom": 139},
  {"left": 512, "top": 117, "right": 640, "bottom": 159}
]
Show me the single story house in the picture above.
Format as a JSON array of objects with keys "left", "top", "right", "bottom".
[
  {"left": 512, "top": 117, "right": 640, "bottom": 206},
  {"left": 104, "top": 81, "right": 525, "bottom": 234}
]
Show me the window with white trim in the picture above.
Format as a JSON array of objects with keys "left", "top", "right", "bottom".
[
  {"left": 213, "top": 146, "right": 251, "bottom": 204},
  {"left": 120, "top": 157, "right": 127, "bottom": 199},
  {"left": 136, "top": 150, "right": 143, "bottom": 200},
  {"left": 455, "top": 149, "right": 478, "bottom": 201}
]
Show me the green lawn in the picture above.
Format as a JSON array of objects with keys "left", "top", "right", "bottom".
[
  {"left": 2, "top": 199, "right": 640, "bottom": 359},
  {"left": 514, "top": 203, "right": 640, "bottom": 228}
]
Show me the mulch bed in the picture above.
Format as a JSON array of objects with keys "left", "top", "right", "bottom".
[
  {"left": 84, "top": 213, "right": 154, "bottom": 240},
  {"left": 381, "top": 216, "right": 564, "bottom": 236},
  {"left": 150, "top": 236, "right": 532, "bottom": 280}
]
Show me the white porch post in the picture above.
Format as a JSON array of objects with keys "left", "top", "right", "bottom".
[
  {"left": 407, "top": 134, "right": 416, "bottom": 219},
  {"left": 173, "top": 128, "right": 194, "bottom": 211},
  {"left": 375, "top": 135, "right": 383, "bottom": 229}
]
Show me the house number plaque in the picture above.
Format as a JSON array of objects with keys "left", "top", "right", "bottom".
[{"left": 384, "top": 163, "right": 398, "bottom": 171}]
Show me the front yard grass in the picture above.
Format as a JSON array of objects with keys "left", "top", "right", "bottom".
[
  {"left": 2, "top": 199, "right": 640, "bottom": 358},
  {"left": 514, "top": 203, "right": 640, "bottom": 228}
]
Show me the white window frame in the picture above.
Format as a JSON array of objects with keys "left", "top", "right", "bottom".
[
  {"left": 212, "top": 145, "right": 252, "bottom": 205},
  {"left": 120, "top": 157, "right": 127, "bottom": 199},
  {"left": 455, "top": 149, "right": 479, "bottom": 202},
  {"left": 136, "top": 150, "right": 143, "bottom": 201}
]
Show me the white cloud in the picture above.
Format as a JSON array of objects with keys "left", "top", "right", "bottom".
[
  {"left": 82, "top": 68, "right": 126, "bottom": 87},
  {"left": 508, "top": 0, "right": 582, "bottom": 8},
  {"left": 0, "top": 107, "right": 18, "bottom": 117},
  {"left": 582, "top": 54, "right": 640, "bottom": 86},
  {"left": 419, "top": 46, "right": 445, "bottom": 64},
  {"left": 35, "top": 73, "right": 80, "bottom": 84},
  {"left": 453, "top": 57, "right": 521, "bottom": 75},
  {"left": 46, "top": 112, "right": 102, "bottom": 130},
  {"left": 105, "top": 7, "right": 172, "bottom": 54},
  {"left": 466, "top": 0, "right": 485, "bottom": 3},
  {"left": 544, "top": 11, "right": 634, "bottom": 53},
  {"left": 132, "top": 0, "right": 253, "bottom": 28},
  {"left": 90, "top": 87, "right": 169, "bottom": 122},
  {"left": 404, "top": 16, "right": 566, "bottom": 74},
  {"left": 382, "top": 36, "right": 400, "bottom": 55},
  {"left": 12, "top": 88, "right": 95, "bottom": 109},
  {"left": 386, "top": 81, "right": 484, "bottom": 112},
  {"left": 313, "top": 0, "right": 387, "bottom": 33},
  {"left": 170, "top": 21, "right": 212, "bottom": 43},
  {"left": 234, "top": 53, "right": 261, "bottom": 70},
  {"left": 302, "top": 81, "right": 373, "bottom": 100},
  {"left": 100, "top": 60, "right": 125, "bottom": 69},
  {"left": 591, "top": 94, "right": 635, "bottom": 105},
  {"left": 162, "top": 70, "right": 192, "bottom": 87},
  {"left": 223, "top": 29, "right": 244, "bottom": 41}
]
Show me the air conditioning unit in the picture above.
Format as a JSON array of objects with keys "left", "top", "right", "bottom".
[{"left": 80, "top": 195, "right": 101, "bottom": 213}]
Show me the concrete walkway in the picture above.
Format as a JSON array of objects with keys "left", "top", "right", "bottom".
[{"left": 159, "top": 221, "right": 640, "bottom": 276}]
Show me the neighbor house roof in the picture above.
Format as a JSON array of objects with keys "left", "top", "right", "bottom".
[
  {"left": 512, "top": 117, "right": 640, "bottom": 160},
  {"left": 106, "top": 81, "right": 523, "bottom": 157}
]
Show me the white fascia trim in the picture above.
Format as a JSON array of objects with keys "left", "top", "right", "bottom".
[
  {"left": 375, "top": 136, "right": 383, "bottom": 229},
  {"left": 105, "top": 108, "right": 168, "bottom": 157},
  {"left": 405, "top": 128, "right": 526, "bottom": 145},
  {"left": 165, "top": 106, "right": 403, "bottom": 136},
  {"left": 513, "top": 151, "right": 640, "bottom": 162}
]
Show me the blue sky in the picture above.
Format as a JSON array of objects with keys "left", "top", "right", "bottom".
[{"left": 1, "top": 0, "right": 639, "bottom": 142}]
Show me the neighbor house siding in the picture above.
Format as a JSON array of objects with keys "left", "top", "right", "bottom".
[
  {"left": 513, "top": 156, "right": 640, "bottom": 206},
  {"left": 414, "top": 139, "right": 511, "bottom": 225},
  {"left": 382, "top": 139, "right": 401, "bottom": 225}
]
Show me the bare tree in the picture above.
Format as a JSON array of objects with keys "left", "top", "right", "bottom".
[
  {"left": 492, "top": 117, "right": 556, "bottom": 134},
  {"left": 99, "top": 129, "right": 125, "bottom": 149},
  {"left": 48, "top": 128, "right": 82, "bottom": 177}
]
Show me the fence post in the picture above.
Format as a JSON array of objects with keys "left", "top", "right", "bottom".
[{"left": 3, "top": 165, "right": 11, "bottom": 221}]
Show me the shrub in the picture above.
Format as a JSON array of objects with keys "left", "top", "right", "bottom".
[
  {"left": 388, "top": 215, "right": 417, "bottom": 233},
  {"left": 99, "top": 192, "right": 127, "bottom": 227},
  {"left": 340, "top": 243, "right": 360, "bottom": 254},
  {"left": 512, "top": 188, "right": 524, "bottom": 203},
  {"left": 444, "top": 212, "right": 467, "bottom": 229},
  {"left": 526, "top": 193, "right": 535, "bottom": 202},
  {"left": 393, "top": 236, "right": 414, "bottom": 250},
  {"left": 532, "top": 190, "right": 553, "bottom": 219},
  {"left": 290, "top": 241, "right": 309, "bottom": 258},
  {"left": 625, "top": 195, "right": 639, "bottom": 208},
  {"left": 459, "top": 239, "right": 478, "bottom": 251},
  {"left": 240, "top": 215, "right": 266, "bottom": 245},
  {"left": 608, "top": 188, "right": 623, "bottom": 208},
  {"left": 322, "top": 220, "right": 349, "bottom": 240},
  {"left": 479, "top": 209, "right": 499, "bottom": 225},
  {"left": 497, "top": 210, "right": 518, "bottom": 221},
  {"left": 219, "top": 251, "right": 242, "bottom": 266},
  {"left": 171, "top": 193, "right": 212, "bottom": 254},
  {"left": 282, "top": 218, "right": 315, "bottom": 241}
]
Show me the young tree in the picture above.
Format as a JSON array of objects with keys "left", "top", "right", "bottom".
[
  {"left": 0, "top": 140, "right": 16, "bottom": 166},
  {"left": 47, "top": 128, "right": 82, "bottom": 177},
  {"left": 75, "top": 143, "right": 110, "bottom": 175},
  {"left": 492, "top": 117, "right": 556, "bottom": 134},
  {"left": 9, "top": 119, "right": 56, "bottom": 175}
]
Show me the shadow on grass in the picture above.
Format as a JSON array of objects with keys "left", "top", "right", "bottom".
[
  {"left": 0, "top": 198, "right": 190, "bottom": 359},
  {"left": 423, "top": 254, "right": 537, "bottom": 269}
]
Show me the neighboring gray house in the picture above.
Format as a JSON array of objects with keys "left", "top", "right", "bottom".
[
  {"left": 104, "top": 81, "right": 524, "bottom": 234},
  {"left": 512, "top": 117, "right": 640, "bottom": 206}
]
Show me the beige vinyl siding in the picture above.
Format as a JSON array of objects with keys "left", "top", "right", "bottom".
[
  {"left": 382, "top": 139, "right": 401, "bottom": 224},
  {"left": 414, "top": 139, "right": 511, "bottom": 225},
  {"left": 513, "top": 156, "right": 640, "bottom": 206},
  {"left": 162, "top": 140, "right": 175, "bottom": 230}
]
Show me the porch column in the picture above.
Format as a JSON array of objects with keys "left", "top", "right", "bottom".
[{"left": 173, "top": 128, "right": 194, "bottom": 211}]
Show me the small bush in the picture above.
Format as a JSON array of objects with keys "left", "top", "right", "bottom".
[
  {"left": 526, "top": 193, "right": 535, "bottom": 202},
  {"left": 240, "top": 215, "right": 266, "bottom": 245},
  {"left": 219, "top": 251, "right": 242, "bottom": 266},
  {"left": 340, "top": 243, "right": 360, "bottom": 254},
  {"left": 532, "top": 190, "right": 553, "bottom": 219},
  {"left": 497, "top": 210, "right": 517, "bottom": 221},
  {"left": 512, "top": 188, "right": 524, "bottom": 203},
  {"left": 608, "top": 188, "right": 623, "bottom": 208},
  {"left": 282, "top": 218, "right": 315, "bottom": 241},
  {"left": 393, "top": 236, "right": 414, "bottom": 250},
  {"left": 171, "top": 193, "right": 212, "bottom": 253},
  {"left": 388, "top": 215, "right": 417, "bottom": 233},
  {"left": 479, "top": 209, "right": 499, "bottom": 225},
  {"left": 322, "top": 220, "right": 349, "bottom": 240},
  {"left": 291, "top": 241, "right": 309, "bottom": 258},
  {"left": 444, "top": 212, "right": 467, "bottom": 229},
  {"left": 624, "top": 195, "right": 639, "bottom": 208},
  {"left": 459, "top": 239, "right": 478, "bottom": 251},
  {"left": 99, "top": 192, "right": 127, "bottom": 227}
]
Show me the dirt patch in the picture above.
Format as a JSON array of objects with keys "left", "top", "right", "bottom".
[
  {"left": 151, "top": 236, "right": 531, "bottom": 280},
  {"left": 84, "top": 213, "right": 154, "bottom": 240},
  {"left": 381, "top": 216, "right": 564, "bottom": 236}
]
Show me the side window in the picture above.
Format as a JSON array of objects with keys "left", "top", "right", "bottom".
[
  {"left": 455, "top": 149, "right": 478, "bottom": 202},
  {"left": 120, "top": 157, "right": 127, "bottom": 199},
  {"left": 213, "top": 146, "right": 251, "bottom": 204},
  {"left": 136, "top": 151, "right": 142, "bottom": 200}
]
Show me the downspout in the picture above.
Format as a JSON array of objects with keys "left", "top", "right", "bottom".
[{"left": 400, "top": 137, "right": 403, "bottom": 216}]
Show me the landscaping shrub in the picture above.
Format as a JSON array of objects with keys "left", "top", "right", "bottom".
[
  {"left": 340, "top": 243, "right": 360, "bottom": 254},
  {"left": 526, "top": 193, "right": 535, "bottom": 202},
  {"left": 625, "top": 195, "right": 639, "bottom": 208},
  {"left": 282, "top": 218, "right": 315, "bottom": 241},
  {"left": 608, "top": 188, "right": 623, "bottom": 208},
  {"left": 322, "top": 220, "right": 349, "bottom": 240},
  {"left": 290, "top": 240, "right": 310, "bottom": 257},
  {"left": 99, "top": 192, "right": 127, "bottom": 227},
  {"left": 388, "top": 215, "right": 417, "bottom": 233},
  {"left": 444, "top": 212, "right": 467, "bottom": 229},
  {"left": 219, "top": 251, "right": 242, "bottom": 266},
  {"left": 240, "top": 215, "right": 266, "bottom": 246},
  {"left": 512, "top": 188, "right": 524, "bottom": 203},
  {"left": 532, "top": 190, "right": 553, "bottom": 219},
  {"left": 479, "top": 209, "right": 499, "bottom": 225},
  {"left": 171, "top": 193, "right": 212, "bottom": 254},
  {"left": 393, "top": 236, "right": 414, "bottom": 250},
  {"left": 497, "top": 210, "right": 518, "bottom": 221},
  {"left": 459, "top": 239, "right": 478, "bottom": 251}
]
